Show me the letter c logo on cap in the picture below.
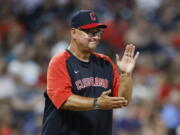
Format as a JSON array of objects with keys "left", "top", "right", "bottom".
[{"left": 90, "top": 12, "right": 96, "bottom": 21}]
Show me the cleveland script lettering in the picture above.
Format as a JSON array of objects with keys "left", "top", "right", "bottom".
[{"left": 75, "top": 77, "right": 108, "bottom": 90}]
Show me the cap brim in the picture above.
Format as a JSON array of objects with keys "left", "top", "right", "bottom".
[{"left": 80, "top": 23, "right": 107, "bottom": 29}]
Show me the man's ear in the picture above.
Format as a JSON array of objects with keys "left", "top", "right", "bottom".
[{"left": 71, "top": 28, "right": 76, "bottom": 39}]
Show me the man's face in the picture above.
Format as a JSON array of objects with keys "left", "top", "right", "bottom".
[{"left": 72, "top": 27, "right": 104, "bottom": 52}]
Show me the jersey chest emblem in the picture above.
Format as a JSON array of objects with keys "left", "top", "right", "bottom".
[{"left": 75, "top": 77, "right": 108, "bottom": 90}]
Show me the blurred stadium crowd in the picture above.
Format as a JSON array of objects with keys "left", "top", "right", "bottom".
[{"left": 0, "top": 0, "right": 180, "bottom": 135}]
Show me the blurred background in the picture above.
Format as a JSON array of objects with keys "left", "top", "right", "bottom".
[{"left": 0, "top": 0, "right": 180, "bottom": 135}]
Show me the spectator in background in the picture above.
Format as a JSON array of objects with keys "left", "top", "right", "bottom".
[
  {"left": 8, "top": 49, "right": 41, "bottom": 87},
  {"left": 0, "top": 59, "right": 16, "bottom": 99},
  {"left": 161, "top": 90, "right": 180, "bottom": 135},
  {"left": 102, "top": 12, "right": 128, "bottom": 51}
]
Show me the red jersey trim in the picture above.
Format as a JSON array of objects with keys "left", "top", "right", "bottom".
[
  {"left": 92, "top": 52, "right": 120, "bottom": 96},
  {"left": 47, "top": 50, "right": 73, "bottom": 109}
]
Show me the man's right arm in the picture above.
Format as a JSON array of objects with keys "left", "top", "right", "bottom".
[{"left": 61, "top": 90, "right": 128, "bottom": 111}]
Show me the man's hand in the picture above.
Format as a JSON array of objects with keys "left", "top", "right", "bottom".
[
  {"left": 97, "top": 90, "right": 128, "bottom": 110},
  {"left": 116, "top": 44, "right": 139, "bottom": 73}
]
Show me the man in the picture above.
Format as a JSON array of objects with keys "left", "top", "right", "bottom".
[{"left": 42, "top": 10, "right": 139, "bottom": 135}]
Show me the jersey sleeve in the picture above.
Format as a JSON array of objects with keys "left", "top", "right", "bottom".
[{"left": 47, "top": 52, "right": 73, "bottom": 109}]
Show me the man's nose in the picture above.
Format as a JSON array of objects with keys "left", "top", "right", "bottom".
[{"left": 92, "top": 34, "right": 101, "bottom": 40}]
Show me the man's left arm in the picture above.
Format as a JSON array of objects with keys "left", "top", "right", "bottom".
[
  {"left": 118, "top": 72, "right": 132, "bottom": 104},
  {"left": 116, "top": 44, "right": 139, "bottom": 104}
]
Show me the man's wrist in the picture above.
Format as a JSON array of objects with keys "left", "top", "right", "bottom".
[
  {"left": 93, "top": 98, "right": 100, "bottom": 110},
  {"left": 120, "top": 72, "right": 131, "bottom": 77}
]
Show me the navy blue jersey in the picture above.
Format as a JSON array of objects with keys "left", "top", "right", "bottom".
[{"left": 42, "top": 50, "right": 120, "bottom": 135}]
